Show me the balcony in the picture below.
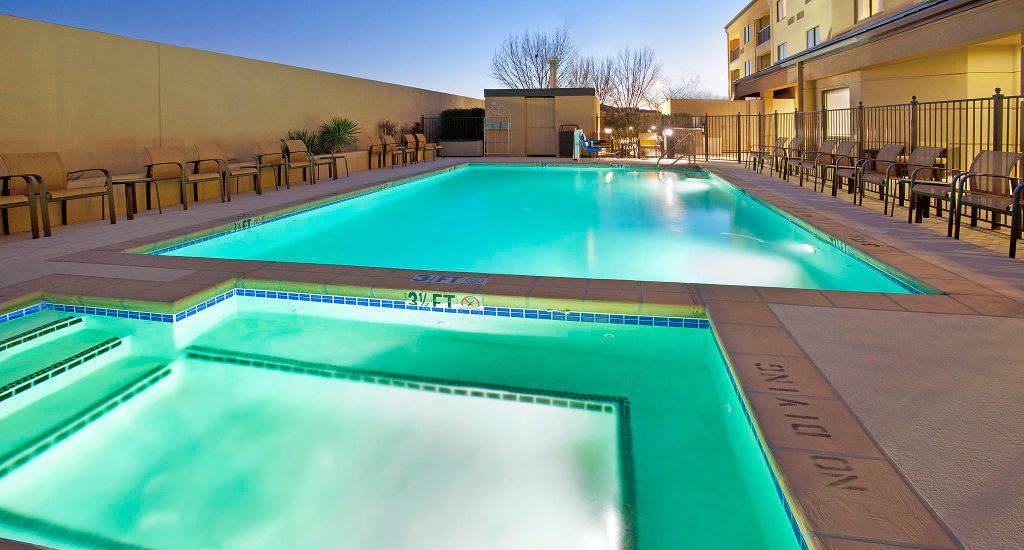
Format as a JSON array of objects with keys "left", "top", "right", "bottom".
[
  {"left": 757, "top": 26, "right": 771, "bottom": 46},
  {"left": 729, "top": 47, "right": 740, "bottom": 62}
]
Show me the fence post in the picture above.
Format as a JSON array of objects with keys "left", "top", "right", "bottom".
[
  {"left": 856, "top": 101, "right": 865, "bottom": 150},
  {"left": 992, "top": 87, "right": 1004, "bottom": 151},
  {"left": 909, "top": 96, "right": 919, "bottom": 151},
  {"left": 736, "top": 112, "right": 742, "bottom": 163},
  {"left": 773, "top": 110, "right": 779, "bottom": 145},
  {"left": 703, "top": 113, "right": 710, "bottom": 162}
]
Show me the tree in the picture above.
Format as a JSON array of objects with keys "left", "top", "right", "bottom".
[
  {"left": 668, "top": 74, "right": 724, "bottom": 100},
  {"left": 565, "top": 55, "right": 617, "bottom": 104},
  {"left": 608, "top": 48, "right": 662, "bottom": 112},
  {"left": 489, "top": 25, "right": 576, "bottom": 89}
]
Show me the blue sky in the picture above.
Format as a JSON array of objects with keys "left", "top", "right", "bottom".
[{"left": 0, "top": 0, "right": 742, "bottom": 99}]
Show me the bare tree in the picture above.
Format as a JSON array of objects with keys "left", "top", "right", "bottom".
[
  {"left": 668, "top": 74, "right": 724, "bottom": 100},
  {"left": 489, "top": 25, "right": 576, "bottom": 88},
  {"left": 607, "top": 48, "right": 662, "bottom": 111},
  {"left": 564, "top": 55, "right": 617, "bottom": 104}
]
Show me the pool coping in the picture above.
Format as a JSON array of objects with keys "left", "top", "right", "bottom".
[{"left": 4, "top": 157, "right": 1023, "bottom": 548}]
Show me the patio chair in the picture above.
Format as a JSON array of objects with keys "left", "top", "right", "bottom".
[
  {"left": 366, "top": 136, "right": 386, "bottom": 169},
  {"left": 951, "top": 151, "right": 1022, "bottom": 246},
  {"left": 791, "top": 139, "right": 838, "bottom": 187},
  {"left": 0, "top": 152, "right": 114, "bottom": 236},
  {"left": 820, "top": 140, "right": 858, "bottom": 195},
  {"left": 195, "top": 144, "right": 261, "bottom": 196},
  {"left": 747, "top": 137, "right": 785, "bottom": 173},
  {"left": 850, "top": 143, "right": 904, "bottom": 213},
  {"left": 253, "top": 142, "right": 286, "bottom": 190},
  {"left": 774, "top": 137, "right": 804, "bottom": 179},
  {"left": 0, "top": 158, "right": 43, "bottom": 239},
  {"left": 281, "top": 140, "right": 334, "bottom": 186},
  {"left": 382, "top": 135, "right": 409, "bottom": 168},
  {"left": 403, "top": 134, "right": 423, "bottom": 164},
  {"left": 900, "top": 147, "right": 966, "bottom": 234},
  {"left": 415, "top": 133, "right": 441, "bottom": 161},
  {"left": 145, "top": 146, "right": 225, "bottom": 211}
]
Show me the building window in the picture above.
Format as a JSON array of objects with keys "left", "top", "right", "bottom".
[
  {"left": 777, "top": 42, "right": 788, "bottom": 61},
  {"left": 856, "top": 0, "right": 881, "bottom": 21},
  {"left": 731, "top": 68, "right": 741, "bottom": 82},
  {"left": 744, "top": 60, "right": 753, "bottom": 77},
  {"left": 743, "top": 24, "right": 751, "bottom": 44},
  {"left": 776, "top": 0, "right": 787, "bottom": 21},
  {"left": 806, "top": 26, "right": 821, "bottom": 48}
]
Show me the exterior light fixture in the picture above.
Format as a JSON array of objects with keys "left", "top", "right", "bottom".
[
  {"left": 663, "top": 128, "right": 674, "bottom": 136},
  {"left": 604, "top": 128, "right": 612, "bottom": 134}
]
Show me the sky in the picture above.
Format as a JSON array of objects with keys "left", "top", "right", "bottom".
[{"left": 0, "top": 0, "right": 744, "bottom": 99}]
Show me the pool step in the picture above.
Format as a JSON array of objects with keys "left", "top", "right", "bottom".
[
  {"left": 0, "top": 329, "right": 124, "bottom": 405},
  {"left": 0, "top": 356, "right": 170, "bottom": 478},
  {"left": 0, "top": 315, "right": 83, "bottom": 356}
]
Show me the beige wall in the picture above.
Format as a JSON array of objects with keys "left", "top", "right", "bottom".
[
  {"left": 669, "top": 98, "right": 764, "bottom": 116},
  {"left": 0, "top": 14, "right": 482, "bottom": 232}
]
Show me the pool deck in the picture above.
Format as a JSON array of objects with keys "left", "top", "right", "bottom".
[{"left": 0, "top": 157, "right": 1021, "bottom": 549}]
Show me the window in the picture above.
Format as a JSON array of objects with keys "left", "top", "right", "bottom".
[
  {"left": 777, "top": 42, "right": 788, "bottom": 61},
  {"left": 730, "top": 68, "right": 741, "bottom": 82},
  {"left": 806, "top": 26, "right": 821, "bottom": 48},
  {"left": 776, "top": 0, "right": 787, "bottom": 21},
  {"left": 744, "top": 60, "right": 753, "bottom": 77},
  {"left": 856, "top": 0, "right": 881, "bottom": 21},
  {"left": 743, "top": 24, "right": 751, "bottom": 44}
]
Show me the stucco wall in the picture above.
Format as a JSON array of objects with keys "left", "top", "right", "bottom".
[{"left": 0, "top": 14, "right": 481, "bottom": 232}]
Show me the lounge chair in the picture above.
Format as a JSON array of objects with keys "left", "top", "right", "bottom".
[
  {"left": 747, "top": 137, "right": 785, "bottom": 173},
  {"left": 195, "top": 144, "right": 260, "bottom": 196},
  {"left": 415, "top": 133, "right": 441, "bottom": 161},
  {"left": 281, "top": 140, "right": 333, "bottom": 185},
  {"left": 0, "top": 152, "right": 114, "bottom": 235},
  {"left": 382, "top": 135, "right": 409, "bottom": 168},
  {"left": 847, "top": 143, "right": 905, "bottom": 212},
  {"left": 0, "top": 160, "right": 43, "bottom": 238},
  {"left": 791, "top": 139, "right": 838, "bottom": 187},
  {"left": 820, "top": 140, "right": 857, "bottom": 194},
  {"left": 403, "top": 134, "right": 423, "bottom": 164},
  {"left": 951, "top": 151, "right": 1022, "bottom": 246},
  {"left": 366, "top": 136, "right": 386, "bottom": 169},
  {"left": 253, "top": 142, "right": 286, "bottom": 190},
  {"left": 774, "top": 138, "right": 804, "bottom": 178},
  {"left": 899, "top": 147, "right": 967, "bottom": 233},
  {"left": 145, "top": 146, "right": 225, "bottom": 211}
]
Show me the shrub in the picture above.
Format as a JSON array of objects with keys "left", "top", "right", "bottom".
[
  {"left": 439, "top": 107, "right": 485, "bottom": 141},
  {"left": 286, "top": 129, "right": 323, "bottom": 155},
  {"left": 377, "top": 119, "right": 399, "bottom": 140},
  {"left": 319, "top": 117, "right": 360, "bottom": 153}
]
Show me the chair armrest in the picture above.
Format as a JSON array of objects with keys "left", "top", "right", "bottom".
[
  {"left": 908, "top": 164, "right": 961, "bottom": 183},
  {"left": 144, "top": 161, "right": 185, "bottom": 179},
  {"left": 0, "top": 174, "right": 42, "bottom": 197},
  {"left": 67, "top": 167, "right": 112, "bottom": 187},
  {"left": 190, "top": 158, "right": 228, "bottom": 173},
  {"left": 958, "top": 173, "right": 1022, "bottom": 192}
]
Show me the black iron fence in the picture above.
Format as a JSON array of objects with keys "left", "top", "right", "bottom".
[
  {"left": 421, "top": 116, "right": 484, "bottom": 143},
  {"left": 692, "top": 88, "right": 1022, "bottom": 177}
]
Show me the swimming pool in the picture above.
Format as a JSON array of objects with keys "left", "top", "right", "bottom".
[
  {"left": 0, "top": 295, "right": 803, "bottom": 549},
  {"left": 157, "top": 164, "right": 927, "bottom": 293}
]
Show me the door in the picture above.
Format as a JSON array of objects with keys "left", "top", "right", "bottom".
[{"left": 526, "top": 97, "right": 556, "bottom": 156}]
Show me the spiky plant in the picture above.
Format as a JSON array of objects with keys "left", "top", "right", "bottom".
[
  {"left": 318, "top": 117, "right": 361, "bottom": 153},
  {"left": 286, "top": 129, "right": 323, "bottom": 154}
]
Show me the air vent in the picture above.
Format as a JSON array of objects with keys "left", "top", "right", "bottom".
[
  {"left": 788, "top": 16, "right": 795, "bottom": 24},
  {"left": 797, "top": 10, "right": 805, "bottom": 19}
]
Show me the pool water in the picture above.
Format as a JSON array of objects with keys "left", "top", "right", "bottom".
[
  {"left": 162, "top": 164, "right": 924, "bottom": 293},
  {"left": 0, "top": 298, "right": 801, "bottom": 549}
]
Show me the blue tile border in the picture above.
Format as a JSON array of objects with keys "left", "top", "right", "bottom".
[{"left": 1, "top": 287, "right": 709, "bottom": 330}]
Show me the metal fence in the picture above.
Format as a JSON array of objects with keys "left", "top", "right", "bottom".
[
  {"left": 692, "top": 88, "right": 1023, "bottom": 178},
  {"left": 421, "top": 116, "right": 484, "bottom": 143}
]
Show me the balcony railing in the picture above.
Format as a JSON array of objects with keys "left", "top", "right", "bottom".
[
  {"left": 729, "top": 47, "right": 740, "bottom": 62},
  {"left": 757, "top": 26, "right": 771, "bottom": 45}
]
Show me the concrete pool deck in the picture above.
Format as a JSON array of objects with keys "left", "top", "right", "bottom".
[{"left": 0, "top": 157, "right": 1021, "bottom": 548}]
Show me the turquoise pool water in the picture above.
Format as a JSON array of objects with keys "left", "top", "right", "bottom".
[
  {"left": 0, "top": 297, "right": 801, "bottom": 549},
  {"left": 162, "top": 164, "right": 924, "bottom": 293}
]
